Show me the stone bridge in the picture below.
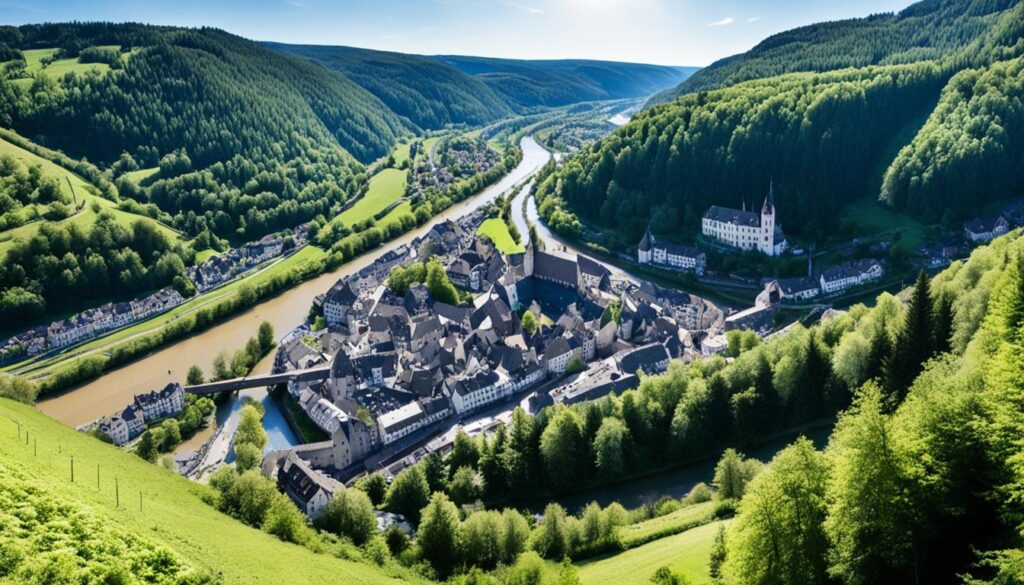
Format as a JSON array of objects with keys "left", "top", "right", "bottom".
[{"left": 184, "top": 365, "right": 332, "bottom": 395}]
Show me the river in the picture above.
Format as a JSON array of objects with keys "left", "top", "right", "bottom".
[
  {"left": 37, "top": 136, "right": 553, "bottom": 452},
  {"left": 547, "top": 425, "right": 833, "bottom": 514}
]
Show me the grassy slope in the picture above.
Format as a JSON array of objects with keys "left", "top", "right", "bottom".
[
  {"left": 477, "top": 217, "right": 524, "bottom": 254},
  {"left": 617, "top": 502, "right": 715, "bottom": 548},
  {"left": 0, "top": 135, "right": 182, "bottom": 256},
  {"left": 0, "top": 398, "right": 412, "bottom": 584},
  {"left": 578, "top": 520, "right": 728, "bottom": 585},
  {"left": 337, "top": 168, "right": 408, "bottom": 226}
]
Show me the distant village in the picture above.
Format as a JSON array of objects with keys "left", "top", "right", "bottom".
[{"left": 0, "top": 225, "right": 309, "bottom": 364}]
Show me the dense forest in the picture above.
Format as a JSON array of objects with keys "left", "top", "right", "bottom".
[
  {"left": 264, "top": 43, "right": 513, "bottom": 130},
  {"left": 540, "top": 0, "right": 1024, "bottom": 243},
  {"left": 538, "top": 63, "right": 949, "bottom": 241},
  {"left": 436, "top": 55, "right": 697, "bottom": 110},
  {"left": 0, "top": 23, "right": 407, "bottom": 240},
  {"left": 650, "top": 0, "right": 1020, "bottom": 103}
]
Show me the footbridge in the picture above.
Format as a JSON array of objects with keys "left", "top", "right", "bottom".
[{"left": 184, "top": 365, "right": 332, "bottom": 395}]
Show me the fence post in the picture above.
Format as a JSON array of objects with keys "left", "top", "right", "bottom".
[
  {"left": 70, "top": 455, "right": 74, "bottom": 483},
  {"left": 115, "top": 478, "right": 120, "bottom": 508}
]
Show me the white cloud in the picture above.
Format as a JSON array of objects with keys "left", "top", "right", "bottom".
[
  {"left": 748, "top": 16, "right": 762, "bottom": 22},
  {"left": 706, "top": 17, "right": 734, "bottom": 27},
  {"left": 503, "top": 1, "right": 543, "bottom": 14}
]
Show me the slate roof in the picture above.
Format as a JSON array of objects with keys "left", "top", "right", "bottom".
[
  {"left": 331, "top": 348, "right": 354, "bottom": 378},
  {"left": 534, "top": 251, "right": 580, "bottom": 287},
  {"left": 278, "top": 452, "right": 341, "bottom": 508},
  {"left": 325, "top": 282, "right": 358, "bottom": 307},
  {"left": 617, "top": 343, "right": 670, "bottom": 374},
  {"left": 704, "top": 205, "right": 761, "bottom": 227}
]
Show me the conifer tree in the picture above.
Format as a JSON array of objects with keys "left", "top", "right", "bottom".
[
  {"left": 883, "top": 271, "right": 933, "bottom": 408},
  {"left": 931, "top": 292, "right": 954, "bottom": 356}
]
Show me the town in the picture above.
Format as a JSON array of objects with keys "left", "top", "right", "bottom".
[{"left": 79, "top": 184, "right": 1024, "bottom": 525}]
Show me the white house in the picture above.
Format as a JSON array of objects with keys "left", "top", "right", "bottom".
[
  {"left": 819, "top": 259, "right": 884, "bottom": 294},
  {"left": 638, "top": 227, "right": 707, "bottom": 274}
]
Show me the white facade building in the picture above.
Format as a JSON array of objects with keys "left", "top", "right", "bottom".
[
  {"left": 819, "top": 259, "right": 884, "bottom": 294},
  {"left": 701, "top": 184, "right": 787, "bottom": 256}
]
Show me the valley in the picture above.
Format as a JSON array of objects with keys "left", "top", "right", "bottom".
[{"left": 0, "top": 2, "right": 1023, "bottom": 584}]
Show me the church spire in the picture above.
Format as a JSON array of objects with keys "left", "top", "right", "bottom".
[{"left": 762, "top": 179, "right": 775, "bottom": 214}]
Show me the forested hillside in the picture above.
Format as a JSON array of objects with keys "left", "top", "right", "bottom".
[
  {"left": 0, "top": 23, "right": 408, "bottom": 240},
  {"left": 265, "top": 43, "right": 513, "bottom": 129},
  {"left": 650, "top": 0, "right": 1019, "bottom": 102},
  {"left": 713, "top": 231, "right": 1024, "bottom": 585},
  {"left": 436, "top": 55, "right": 697, "bottom": 110},
  {"left": 539, "top": 0, "right": 1024, "bottom": 242}
]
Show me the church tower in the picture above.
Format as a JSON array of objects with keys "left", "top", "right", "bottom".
[
  {"left": 759, "top": 181, "right": 776, "bottom": 256},
  {"left": 637, "top": 224, "right": 654, "bottom": 264}
]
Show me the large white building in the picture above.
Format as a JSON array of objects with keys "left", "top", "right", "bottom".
[{"left": 702, "top": 184, "right": 787, "bottom": 256}]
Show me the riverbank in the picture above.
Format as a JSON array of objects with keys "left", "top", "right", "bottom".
[{"left": 37, "top": 136, "right": 553, "bottom": 430}]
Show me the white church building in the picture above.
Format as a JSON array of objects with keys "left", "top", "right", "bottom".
[{"left": 701, "top": 184, "right": 787, "bottom": 256}]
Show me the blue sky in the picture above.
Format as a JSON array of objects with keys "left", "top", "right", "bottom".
[{"left": 2, "top": 0, "right": 917, "bottom": 66}]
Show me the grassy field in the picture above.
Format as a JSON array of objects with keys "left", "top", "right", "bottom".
[
  {"left": 0, "top": 398, "right": 421, "bottom": 584},
  {"left": 840, "top": 198, "right": 925, "bottom": 252},
  {"left": 6, "top": 246, "right": 328, "bottom": 380},
  {"left": 380, "top": 201, "right": 413, "bottom": 227},
  {"left": 577, "top": 520, "right": 728, "bottom": 585},
  {"left": 10, "top": 47, "right": 119, "bottom": 89},
  {"left": 617, "top": 502, "right": 716, "bottom": 548},
  {"left": 477, "top": 217, "right": 525, "bottom": 254},
  {"left": 122, "top": 166, "right": 160, "bottom": 184},
  {"left": 337, "top": 168, "right": 408, "bottom": 226},
  {"left": 0, "top": 135, "right": 182, "bottom": 256},
  {"left": 391, "top": 140, "right": 413, "bottom": 166}
]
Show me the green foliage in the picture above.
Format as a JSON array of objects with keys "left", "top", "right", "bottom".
[
  {"left": 883, "top": 55, "right": 1024, "bottom": 217},
  {"left": 439, "top": 55, "right": 693, "bottom": 111},
  {"left": 521, "top": 310, "right": 538, "bottom": 336},
  {"left": 233, "top": 443, "right": 261, "bottom": 473},
  {"left": 234, "top": 404, "right": 268, "bottom": 453},
  {"left": 593, "top": 417, "right": 629, "bottom": 481},
  {"left": 654, "top": 0, "right": 1018, "bottom": 99},
  {"left": 724, "top": 438, "right": 829, "bottom": 585},
  {"left": 387, "top": 258, "right": 427, "bottom": 296},
  {"left": 540, "top": 409, "right": 587, "bottom": 491},
  {"left": 257, "top": 321, "right": 275, "bottom": 356},
  {"left": 4, "top": 24, "right": 410, "bottom": 241},
  {"left": 266, "top": 43, "right": 512, "bottom": 129},
  {"left": 0, "top": 460, "right": 212, "bottom": 584},
  {"left": 712, "top": 449, "right": 763, "bottom": 501},
  {"left": 386, "top": 465, "right": 431, "bottom": 524},
  {"left": 0, "top": 214, "right": 187, "bottom": 327},
  {"left": 883, "top": 270, "right": 936, "bottom": 405},
  {"left": 355, "top": 472, "right": 389, "bottom": 507},
  {"left": 425, "top": 256, "right": 460, "bottom": 305},
  {"left": 505, "top": 551, "right": 545, "bottom": 585},
  {"left": 320, "top": 488, "right": 376, "bottom": 546},
  {"left": 186, "top": 365, "right": 205, "bottom": 386},
  {"left": 449, "top": 466, "right": 482, "bottom": 506},
  {"left": 0, "top": 374, "right": 36, "bottom": 404},
  {"left": 725, "top": 329, "right": 761, "bottom": 358},
  {"left": 417, "top": 492, "right": 461, "bottom": 578}
]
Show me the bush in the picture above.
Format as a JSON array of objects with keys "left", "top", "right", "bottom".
[
  {"left": 681, "top": 482, "right": 713, "bottom": 506},
  {"left": 505, "top": 552, "right": 545, "bottom": 585},
  {"left": 233, "top": 443, "right": 262, "bottom": 473},
  {"left": 364, "top": 535, "right": 390, "bottom": 566},
  {"left": 0, "top": 375, "right": 38, "bottom": 404},
  {"left": 320, "top": 488, "right": 377, "bottom": 546}
]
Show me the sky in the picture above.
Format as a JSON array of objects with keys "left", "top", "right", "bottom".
[{"left": 2, "top": 0, "right": 918, "bottom": 66}]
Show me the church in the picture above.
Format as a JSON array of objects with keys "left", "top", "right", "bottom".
[{"left": 701, "top": 184, "right": 787, "bottom": 256}]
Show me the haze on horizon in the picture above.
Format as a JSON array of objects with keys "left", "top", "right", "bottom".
[{"left": 5, "top": 0, "right": 917, "bottom": 66}]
